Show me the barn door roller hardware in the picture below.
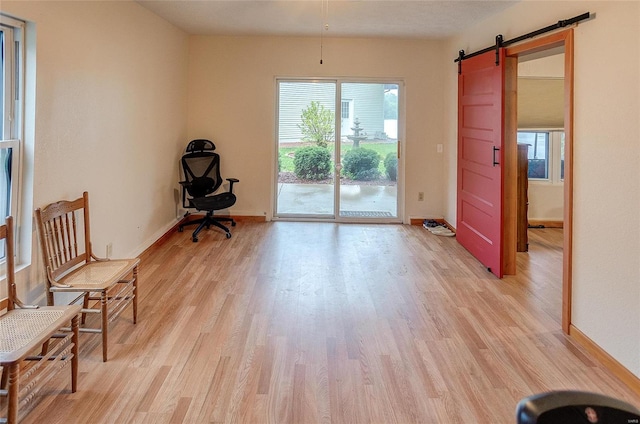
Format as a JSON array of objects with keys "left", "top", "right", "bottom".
[
  {"left": 494, "top": 34, "right": 503, "bottom": 65},
  {"left": 455, "top": 12, "right": 591, "bottom": 73}
]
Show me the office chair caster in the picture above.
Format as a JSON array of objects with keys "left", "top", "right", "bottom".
[{"left": 225, "top": 232, "right": 232, "bottom": 239}]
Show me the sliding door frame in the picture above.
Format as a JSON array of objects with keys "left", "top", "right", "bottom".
[{"left": 273, "top": 77, "right": 405, "bottom": 224}]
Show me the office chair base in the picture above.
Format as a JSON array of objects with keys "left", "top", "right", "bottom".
[{"left": 179, "top": 212, "right": 236, "bottom": 242}]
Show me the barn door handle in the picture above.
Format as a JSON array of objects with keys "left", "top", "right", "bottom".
[{"left": 492, "top": 146, "right": 500, "bottom": 166}]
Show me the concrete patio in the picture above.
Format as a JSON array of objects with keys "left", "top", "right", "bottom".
[{"left": 276, "top": 183, "right": 398, "bottom": 217}]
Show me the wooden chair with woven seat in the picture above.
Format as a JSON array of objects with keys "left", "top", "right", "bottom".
[
  {"left": 34, "top": 191, "right": 139, "bottom": 362},
  {"left": 0, "top": 216, "right": 81, "bottom": 424}
]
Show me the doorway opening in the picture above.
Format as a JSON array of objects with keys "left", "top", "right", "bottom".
[
  {"left": 516, "top": 53, "right": 566, "bottom": 327},
  {"left": 505, "top": 29, "right": 574, "bottom": 333}
]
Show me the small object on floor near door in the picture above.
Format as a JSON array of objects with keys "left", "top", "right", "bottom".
[
  {"left": 423, "top": 219, "right": 439, "bottom": 228},
  {"left": 423, "top": 219, "right": 455, "bottom": 237}
]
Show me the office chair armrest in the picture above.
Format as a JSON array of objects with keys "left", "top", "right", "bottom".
[
  {"left": 227, "top": 178, "right": 239, "bottom": 193},
  {"left": 178, "top": 181, "right": 192, "bottom": 208}
]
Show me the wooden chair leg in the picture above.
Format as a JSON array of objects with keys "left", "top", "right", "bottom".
[
  {"left": 46, "top": 289, "right": 54, "bottom": 307},
  {"left": 1, "top": 366, "right": 7, "bottom": 390},
  {"left": 7, "top": 363, "right": 18, "bottom": 424},
  {"left": 40, "top": 340, "right": 50, "bottom": 356},
  {"left": 71, "top": 315, "right": 79, "bottom": 392},
  {"left": 81, "top": 293, "right": 90, "bottom": 325},
  {"left": 101, "top": 291, "right": 108, "bottom": 362}
]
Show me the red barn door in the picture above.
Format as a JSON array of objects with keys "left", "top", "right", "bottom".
[{"left": 456, "top": 49, "right": 505, "bottom": 278}]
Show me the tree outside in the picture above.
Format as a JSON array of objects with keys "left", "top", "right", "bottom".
[{"left": 297, "top": 101, "right": 335, "bottom": 148}]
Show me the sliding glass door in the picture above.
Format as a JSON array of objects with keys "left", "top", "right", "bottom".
[
  {"left": 275, "top": 79, "right": 401, "bottom": 221},
  {"left": 338, "top": 82, "right": 399, "bottom": 219},
  {"left": 276, "top": 81, "right": 336, "bottom": 216}
]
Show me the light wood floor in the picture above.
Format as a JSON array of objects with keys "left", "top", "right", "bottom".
[{"left": 15, "top": 222, "right": 640, "bottom": 423}]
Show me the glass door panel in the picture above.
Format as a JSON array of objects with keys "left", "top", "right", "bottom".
[
  {"left": 275, "top": 81, "right": 336, "bottom": 217},
  {"left": 338, "top": 83, "right": 399, "bottom": 219}
]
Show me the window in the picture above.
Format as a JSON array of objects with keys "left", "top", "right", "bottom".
[
  {"left": 517, "top": 131, "right": 548, "bottom": 179},
  {"left": 341, "top": 101, "right": 350, "bottom": 119},
  {"left": 0, "top": 15, "right": 24, "bottom": 259},
  {"left": 517, "top": 130, "right": 564, "bottom": 183}
]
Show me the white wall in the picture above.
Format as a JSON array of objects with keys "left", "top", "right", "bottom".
[
  {"left": 1, "top": 1, "right": 189, "bottom": 303},
  {"left": 519, "top": 53, "right": 564, "bottom": 77},
  {"left": 187, "top": 35, "right": 447, "bottom": 222},
  {"left": 528, "top": 183, "right": 564, "bottom": 222},
  {"left": 444, "top": 1, "right": 640, "bottom": 376}
]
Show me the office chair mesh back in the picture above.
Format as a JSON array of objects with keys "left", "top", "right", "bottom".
[{"left": 182, "top": 153, "right": 223, "bottom": 203}]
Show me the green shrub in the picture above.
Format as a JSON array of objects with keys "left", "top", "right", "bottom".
[
  {"left": 293, "top": 146, "right": 332, "bottom": 180},
  {"left": 343, "top": 148, "right": 380, "bottom": 181},
  {"left": 384, "top": 152, "right": 397, "bottom": 181}
]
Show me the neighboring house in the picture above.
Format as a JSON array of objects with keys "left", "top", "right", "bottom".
[{"left": 278, "top": 82, "right": 385, "bottom": 143}]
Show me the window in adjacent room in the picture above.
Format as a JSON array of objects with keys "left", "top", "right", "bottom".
[
  {"left": 0, "top": 14, "right": 24, "bottom": 259},
  {"left": 517, "top": 130, "right": 564, "bottom": 183}
]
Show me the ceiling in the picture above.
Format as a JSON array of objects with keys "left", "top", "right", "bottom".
[{"left": 136, "top": 1, "right": 519, "bottom": 39}]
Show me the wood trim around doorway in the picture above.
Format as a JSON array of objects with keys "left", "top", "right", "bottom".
[{"left": 505, "top": 28, "right": 574, "bottom": 334}]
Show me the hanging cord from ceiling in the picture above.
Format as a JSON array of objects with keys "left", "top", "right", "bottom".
[{"left": 320, "top": 0, "right": 329, "bottom": 64}]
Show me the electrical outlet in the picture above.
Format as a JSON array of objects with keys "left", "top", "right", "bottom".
[
  {"left": 437, "top": 144, "right": 443, "bottom": 153},
  {"left": 418, "top": 192, "right": 424, "bottom": 201},
  {"left": 106, "top": 243, "right": 113, "bottom": 259}
]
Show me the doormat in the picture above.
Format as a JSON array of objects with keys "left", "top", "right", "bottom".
[{"left": 339, "top": 211, "right": 394, "bottom": 218}]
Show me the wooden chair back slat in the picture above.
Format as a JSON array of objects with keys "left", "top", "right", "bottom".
[
  {"left": 45, "top": 219, "right": 59, "bottom": 270},
  {"left": 35, "top": 194, "right": 91, "bottom": 287},
  {"left": 51, "top": 216, "right": 64, "bottom": 267},
  {"left": 51, "top": 213, "right": 77, "bottom": 265},
  {"left": 70, "top": 211, "right": 78, "bottom": 259},
  {"left": 44, "top": 216, "right": 69, "bottom": 271}
]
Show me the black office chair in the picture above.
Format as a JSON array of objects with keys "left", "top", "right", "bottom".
[
  {"left": 179, "top": 139, "right": 239, "bottom": 241},
  {"left": 516, "top": 390, "right": 640, "bottom": 423}
]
